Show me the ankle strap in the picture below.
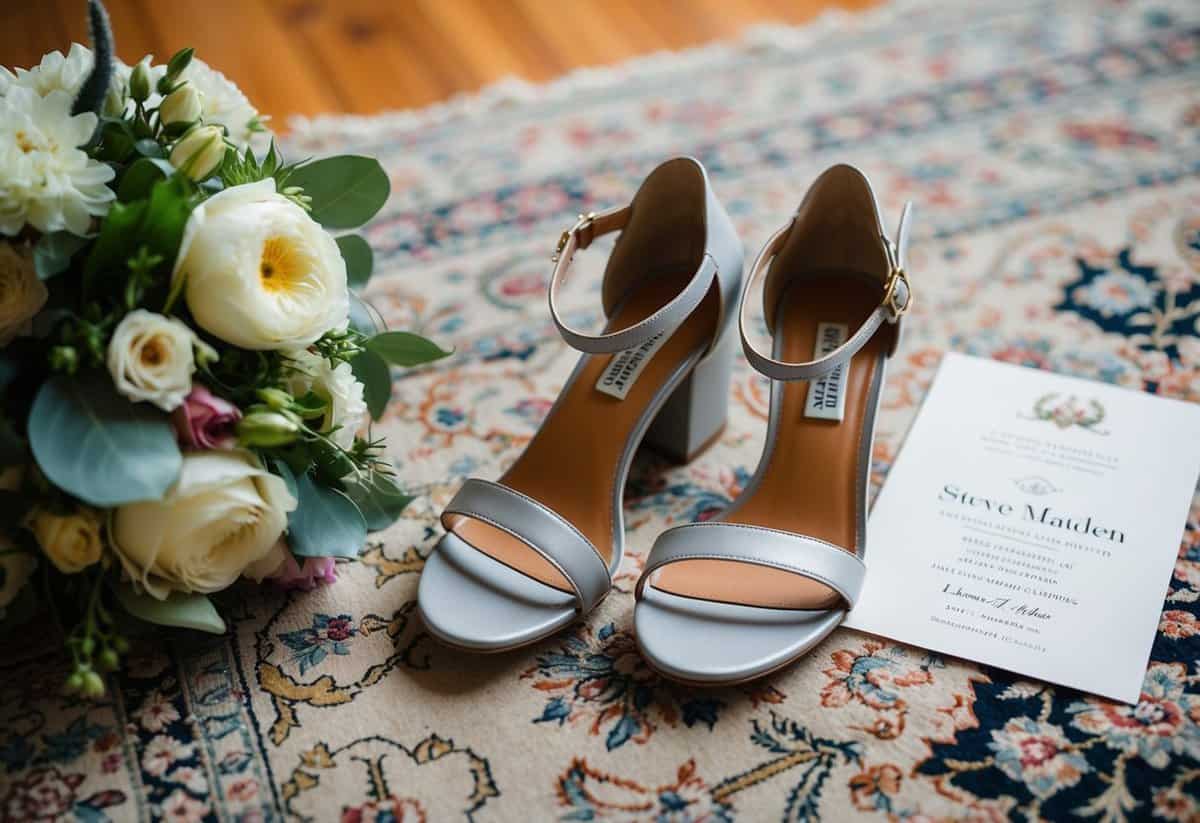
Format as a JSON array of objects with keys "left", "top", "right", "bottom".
[
  {"left": 738, "top": 203, "right": 913, "bottom": 382},
  {"left": 548, "top": 208, "right": 718, "bottom": 355}
]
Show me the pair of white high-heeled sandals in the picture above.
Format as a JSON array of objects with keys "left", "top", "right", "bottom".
[{"left": 418, "top": 158, "right": 912, "bottom": 686}]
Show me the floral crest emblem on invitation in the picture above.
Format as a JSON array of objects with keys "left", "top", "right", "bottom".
[{"left": 1024, "top": 393, "right": 1109, "bottom": 434}]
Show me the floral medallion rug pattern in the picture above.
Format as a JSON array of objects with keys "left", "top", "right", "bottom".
[{"left": 4, "top": 0, "right": 1200, "bottom": 819}]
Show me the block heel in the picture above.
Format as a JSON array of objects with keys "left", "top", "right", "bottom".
[{"left": 643, "top": 321, "right": 736, "bottom": 463}]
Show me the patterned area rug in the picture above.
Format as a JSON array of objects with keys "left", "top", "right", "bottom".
[{"left": 4, "top": 0, "right": 1200, "bottom": 819}]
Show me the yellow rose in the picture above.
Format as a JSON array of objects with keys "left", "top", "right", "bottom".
[
  {"left": 111, "top": 450, "right": 296, "bottom": 599},
  {"left": 30, "top": 508, "right": 103, "bottom": 574}
]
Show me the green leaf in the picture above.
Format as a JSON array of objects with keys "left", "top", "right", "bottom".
[
  {"left": 84, "top": 174, "right": 195, "bottom": 299},
  {"left": 287, "top": 155, "right": 390, "bottom": 229},
  {"left": 28, "top": 373, "right": 182, "bottom": 507},
  {"left": 311, "top": 438, "right": 356, "bottom": 485},
  {"left": 366, "top": 332, "right": 452, "bottom": 367},
  {"left": 114, "top": 584, "right": 226, "bottom": 634},
  {"left": 96, "top": 117, "right": 135, "bottom": 163},
  {"left": 33, "top": 232, "right": 90, "bottom": 280},
  {"left": 350, "top": 349, "right": 391, "bottom": 421},
  {"left": 336, "top": 234, "right": 374, "bottom": 288},
  {"left": 287, "top": 472, "right": 367, "bottom": 558},
  {"left": 343, "top": 471, "right": 413, "bottom": 532},
  {"left": 117, "top": 157, "right": 175, "bottom": 202}
]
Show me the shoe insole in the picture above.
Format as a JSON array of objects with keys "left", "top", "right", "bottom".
[
  {"left": 444, "top": 269, "right": 719, "bottom": 593},
  {"left": 652, "top": 273, "right": 887, "bottom": 611}
]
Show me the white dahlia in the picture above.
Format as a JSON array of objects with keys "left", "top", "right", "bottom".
[
  {"left": 2, "top": 43, "right": 128, "bottom": 116},
  {"left": 179, "top": 59, "right": 269, "bottom": 151},
  {"left": 0, "top": 87, "right": 116, "bottom": 236}
]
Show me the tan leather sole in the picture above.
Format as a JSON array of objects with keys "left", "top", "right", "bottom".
[
  {"left": 446, "top": 270, "right": 720, "bottom": 592},
  {"left": 652, "top": 273, "right": 889, "bottom": 611}
]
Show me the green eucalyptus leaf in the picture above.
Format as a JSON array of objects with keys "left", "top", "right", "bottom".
[
  {"left": 366, "top": 332, "right": 452, "bottom": 367},
  {"left": 28, "top": 373, "right": 182, "bottom": 507},
  {"left": 287, "top": 472, "right": 367, "bottom": 558},
  {"left": 33, "top": 232, "right": 90, "bottom": 280},
  {"left": 350, "top": 349, "right": 391, "bottom": 421},
  {"left": 348, "top": 293, "right": 384, "bottom": 336},
  {"left": 336, "top": 234, "right": 373, "bottom": 288},
  {"left": 287, "top": 156, "right": 390, "bottom": 229},
  {"left": 114, "top": 584, "right": 226, "bottom": 634},
  {"left": 268, "top": 457, "right": 299, "bottom": 499},
  {"left": 134, "top": 138, "right": 164, "bottom": 158},
  {"left": 343, "top": 471, "right": 413, "bottom": 532}
]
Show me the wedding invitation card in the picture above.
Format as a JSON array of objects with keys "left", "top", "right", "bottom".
[{"left": 845, "top": 353, "right": 1200, "bottom": 703}]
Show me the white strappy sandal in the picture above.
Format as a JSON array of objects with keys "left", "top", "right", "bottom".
[
  {"left": 633, "top": 164, "right": 913, "bottom": 685},
  {"left": 418, "top": 157, "right": 744, "bottom": 652}
]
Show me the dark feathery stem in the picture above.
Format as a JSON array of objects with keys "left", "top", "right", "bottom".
[{"left": 71, "top": 0, "right": 115, "bottom": 118}]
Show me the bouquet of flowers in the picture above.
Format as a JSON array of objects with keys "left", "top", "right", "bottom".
[{"left": 0, "top": 1, "right": 446, "bottom": 697}]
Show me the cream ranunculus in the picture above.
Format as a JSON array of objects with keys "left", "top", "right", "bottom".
[
  {"left": 111, "top": 450, "right": 297, "bottom": 599},
  {"left": 171, "top": 179, "right": 349, "bottom": 350},
  {"left": 30, "top": 508, "right": 103, "bottom": 574},
  {"left": 107, "top": 310, "right": 216, "bottom": 412},
  {"left": 286, "top": 348, "right": 368, "bottom": 449},
  {"left": 0, "top": 241, "right": 48, "bottom": 345}
]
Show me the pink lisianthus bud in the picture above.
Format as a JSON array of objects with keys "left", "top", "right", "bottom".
[
  {"left": 271, "top": 554, "right": 338, "bottom": 591},
  {"left": 172, "top": 385, "right": 241, "bottom": 449}
]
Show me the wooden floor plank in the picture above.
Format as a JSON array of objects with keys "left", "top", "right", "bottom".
[
  {"left": 50, "top": 0, "right": 159, "bottom": 66},
  {"left": 135, "top": 0, "right": 341, "bottom": 120},
  {"left": 7, "top": 0, "right": 865, "bottom": 123}
]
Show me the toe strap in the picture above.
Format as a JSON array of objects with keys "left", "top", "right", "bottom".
[
  {"left": 441, "top": 478, "right": 612, "bottom": 613},
  {"left": 635, "top": 522, "right": 865, "bottom": 609}
]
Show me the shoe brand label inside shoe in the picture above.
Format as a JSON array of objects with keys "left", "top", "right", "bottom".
[
  {"left": 804, "top": 322, "right": 850, "bottom": 421},
  {"left": 596, "top": 331, "right": 669, "bottom": 400}
]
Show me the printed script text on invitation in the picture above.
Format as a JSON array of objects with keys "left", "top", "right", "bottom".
[{"left": 844, "top": 353, "right": 1200, "bottom": 703}]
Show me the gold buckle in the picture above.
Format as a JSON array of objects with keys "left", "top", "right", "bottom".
[
  {"left": 551, "top": 212, "right": 596, "bottom": 263},
  {"left": 882, "top": 267, "right": 911, "bottom": 318}
]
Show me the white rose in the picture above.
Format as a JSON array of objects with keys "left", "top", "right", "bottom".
[
  {"left": 30, "top": 508, "right": 103, "bottom": 574},
  {"left": 0, "top": 542, "right": 35, "bottom": 612},
  {"left": 0, "top": 241, "right": 47, "bottom": 345},
  {"left": 107, "top": 310, "right": 216, "bottom": 412},
  {"left": 111, "top": 450, "right": 297, "bottom": 599},
  {"left": 286, "top": 349, "right": 368, "bottom": 449},
  {"left": 171, "top": 179, "right": 349, "bottom": 350}
]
